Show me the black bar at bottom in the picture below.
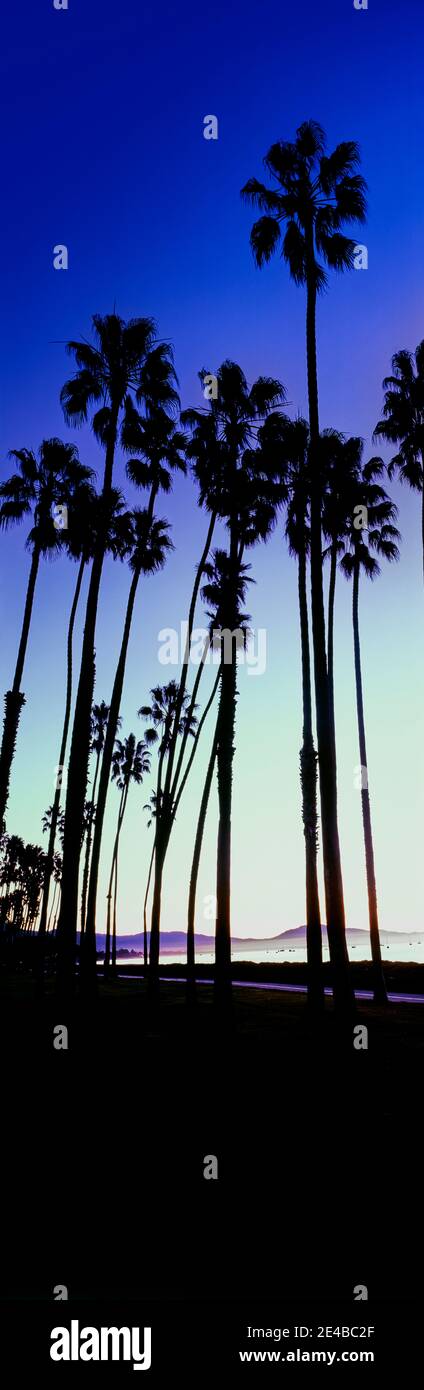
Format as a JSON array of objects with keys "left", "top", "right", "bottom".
[{"left": 0, "top": 1298, "right": 419, "bottom": 1379}]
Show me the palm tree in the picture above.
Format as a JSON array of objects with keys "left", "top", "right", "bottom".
[
  {"left": 201, "top": 549, "right": 253, "bottom": 997},
  {"left": 48, "top": 852, "right": 63, "bottom": 935},
  {"left": 186, "top": 719, "right": 220, "bottom": 998},
  {"left": 56, "top": 314, "right": 178, "bottom": 993},
  {"left": 77, "top": 493, "right": 133, "bottom": 944},
  {"left": 242, "top": 120, "right": 367, "bottom": 1011},
  {"left": 38, "top": 486, "right": 131, "bottom": 972},
  {"left": 83, "top": 511, "right": 173, "bottom": 986},
  {"left": 105, "top": 735, "right": 151, "bottom": 973},
  {"left": 37, "top": 467, "right": 97, "bottom": 955},
  {"left": 340, "top": 457, "right": 400, "bottom": 1002},
  {"left": 374, "top": 343, "right": 424, "bottom": 580},
  {"left": 262, "top": 413, "right": 323, "bottom": 1007},
  {"left": 0, "top": 835, "right": 46, "bottom": 937},
  {"left": 141, "top": 792, "right": 158, "bottom": 972},
  {"left": 81, "top": 408, "right": 184, "bottom": 989},
  {"left": 41, "top": 806, "right": 65, "bottom": 935},
  {"left": 144, "top": 361, "right": 285, "bottom": 988},
  {"left": 0, "top": 833, "right": 25, "bottom": 931},
  {"left": 139, "top": 681, "right": 199, "bottom": 976},
  {"left": 0, "top": 439, "right": 83, "bottom": 827}
]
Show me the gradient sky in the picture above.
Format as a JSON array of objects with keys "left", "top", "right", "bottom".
[{"left": 1, "top": 0, "right": 423, "bottom": 946}]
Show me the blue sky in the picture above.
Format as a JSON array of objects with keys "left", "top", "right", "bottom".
[{"left": 0, "top": 0, "right": 423, "bottom": 943}]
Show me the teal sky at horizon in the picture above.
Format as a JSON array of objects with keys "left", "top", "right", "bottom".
[{"left": 1, "top": 0, "right": 423, "bottom": 945}]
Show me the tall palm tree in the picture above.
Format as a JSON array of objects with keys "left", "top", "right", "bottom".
[
  {"left": 80, "top": 405, "right": 186, "bottom": 987},
  {"left": 201, "top": 549, "right": 253, "bottom": 996},
  {"left": 0, "top": 439, "right": 83, "bottom": 827},
  {"left": 105, "top": 735, "right": 151, "bottom": 973},
  {"left": 340, "top": 458, "right": 400, "bottom": 1002},
  {"left": 37, "top": 468, "right": 97, "bottom": 953},
  {"left": 141, "top": 792, "right": 158, "bottom": 972},
  {"left": 139, "top": 681, "right": 199, "bottom": 974},
  {"left": 186, "top": 718, "right": 220, "bottom": 996},
  {"left": 56, "top": 314, "right": 178, "bottom": 993},
  {"left": 38, "top": 486, "right": 131, "bottom": 966},
  {"left": 145, "top": 361, "right": 285, "bottom": 988},
  {"left": 374, "top": 343, "right": 424, "bottom": 580},
  {"left": 82, "top": 510, "right": 173, "bottom": 988},
  {"left": 262, "top": 413, "right": 323, "bottom": 1007},
  {"left": 242, "top": 120, "right": 367, "bottom": 1011},
  {"left": 77, "top": 493, "right": 133, "bottom": 943}
]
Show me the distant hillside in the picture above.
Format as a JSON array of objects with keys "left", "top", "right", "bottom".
[{"left": 92, "top": 925, "right": 423, "bottom": 955}]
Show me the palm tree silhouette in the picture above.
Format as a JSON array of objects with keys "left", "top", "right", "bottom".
[
  {"left": 186, "top": 718, "right": 220, "bottom": 999},
  {"left": 374, "top": 343, "right": 424, "bottom": 581},
  {"left": 38, "top": 484, "right": 131, "bottom": 973},
  {"left": 81, "top": 408, "right": 184, "bottom": 990},
  {"left": 340, "top": 457, "right": 400, "bottom": 1003},
  {"left": 139, "top": 680, "right": 198, "bottom": 977},
  {"left": 242, "top": 121, "right": 367, "bottom": 1011},
  {"left": 262, "top": 413, "right": 323, "bottom": 1008},
  {"left": 82, "top": 511, "right": 173, "bottom": 989},
  {"left": 164, "top": 359, "right": 281, "bottom": 815},
  {"left": 137, "top": 360, "right": 285, "bottom": 991},
  {"left": 0, "top": 833, "right": 46, "bottom": 936},
  {"left": 41, "top": 805, "right": 65, "bottom": 935},
  {"left": 0, "top": 439, "right": 84, "bottom": 827},
  {"left": 56, "top": 313, "right": 178, "bottom": 993},
  {"left": 141, "top": 791, "right": 159, "bottom": 973},
  {"left": 36, "top": 466, "right": 97, "bottom": 958},
  {"left": 106, "top": 735, "right": 151, "bottom": 974},
  {"left": 201, "top": 548, "right": 253, "bottom": 998}
]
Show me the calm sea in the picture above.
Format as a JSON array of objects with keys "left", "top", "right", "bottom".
[{"left": 110, "top": 941, "right": 424, "bottom": 966}]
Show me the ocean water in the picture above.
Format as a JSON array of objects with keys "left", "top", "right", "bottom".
[{"left": 113, "top": 941, "right": 424, "bottom": 966}]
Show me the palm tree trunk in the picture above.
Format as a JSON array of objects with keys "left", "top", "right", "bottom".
[
  {"left": 187, "top": 714, "right": 220, "bottom": 990},
  {"left": 111, "top": 785, "right": 128, "bottom": 974},
  {"left": 82, "top": 561, "right": 142, "bottom": 988},
  {"left": 0, "top": 545, "right": 40, "bottom": 826},
  {"left": 352, "top": 559, "right": 387, "bottom": 1004},
  {"left": 53, "top": 885, "right": 61, "bottom": 934},
  {"left": 215, "top": 647, "right": 237, "bottom": 995},
  {"left": 162, "top": 511, "right": 217, "bottom": 812},
  {"left": 47, "top": 880, "right": 58, "bottom": 933},
  {"left": 171, "top": 662, "right": 221, "bottom": 825},
  {"left": 149, "top": 836, "right": 165, "bottom": 980},
  {"left": 104, "top": 785, "right": 126, "bottom": 975},
  {"left": 305, "top": 243, "right": 351, "bottom": 1012},
  {"left": 143, "top": 839, "right": 155, "bottom": 973},
  {"left": 38, "top": 556, "right": 86, "bottom": 954},
  {"left": 80, "top": 744, "right": 102, "bottom": 938},
  {"left": 111, "top": 858, "right": 119, "bottom": 973},
  {"left": 148, "top": 638, "right": 216, "bottom": 988},
  {"left": 147, "top": 737, "right": 168, "bottom": 990},
  {"left": 297, "top": 536, "right": 323, "bottom": 1008},
  {"left": 56, "top": 408, "right": 119, "bottom": 995},
  {"left": 169, "top": 634, "right": 212, "bottom": 805},
  {"left": 421, "top": 478, "right": 424, "bottom": 585},
  {"left": 147, "top": 524, "right": 217, "bottom": 974},
  {"left": 327, "top": 537, "right": 338, "bottom": 757}
]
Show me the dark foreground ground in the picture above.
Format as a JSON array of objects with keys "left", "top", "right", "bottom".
[{"left": 1, "top": 964, "right": 422, "bottom": 1376}]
